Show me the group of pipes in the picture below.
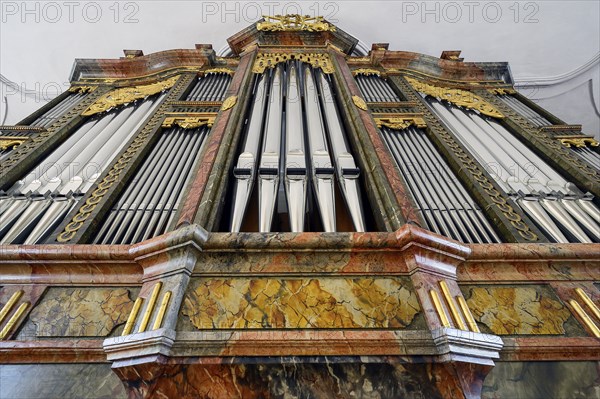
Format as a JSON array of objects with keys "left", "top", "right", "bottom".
[
  {"left": 497, "top": 94, "right": 599, "bottom": 169},
  {"left": 94, "top": 126, "right": 209, "bottom": 244},
  {"left": 354, "top": 74, "right": 401, "bottom": 102},
  {"left": 381, "top": 125, "right": 501, "bottom": 243},
  {"left": 186, "top": 72, "right": 232, "bottom": 101},
  {"left": 0, "top": 94, "right": 164, "bottom": 244},
  {"left": 229, "top": 62, "right": 366, "bottom": 233},
  {"left": 427, "top": 97, "right": 600, "bottom": 243}
]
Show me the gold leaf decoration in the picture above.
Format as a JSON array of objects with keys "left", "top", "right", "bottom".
[
  {"left": 82, "top": 75, "right": 180, "bottom": 116},
  {"left": 257, "top": 14, "right": 335, "bottom": 32},
  {"left": 488, "top": 87, "right": 517, "bottom": 95},
  {"left": 375, "top": 117, "right": 427, "bottom": 130},
  {"left": 203, "top": 68, "right": 235, "bottom": 75},
  {"left": 221, "top": 96, "right": 237, "bottom": 111},
  {"left": 560, "top": 137, "right": 599, "bottom": 148},
  {"left": 352, "top": 68, "right": 381, "bottom": 76},
  {"left": 162, "top": 113, "right": 217, "bottom": 129},
  {"left": 252, "top": 53, "right": 334, "bottom": 74},
  {"left": 352, "top": 95, "right": 368, "bottom": 111},
  {"left": 68, "top": 85, "right": 97, "bottom": 93},
  {"left": 406, "top": 77, "right": 504, "bottom": 119},
  {"left": 0, "top": 136, "right": 28, "bottom": 151}
]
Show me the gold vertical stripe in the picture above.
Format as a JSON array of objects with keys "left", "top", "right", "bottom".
[
  {"left": 152, "top": 291, "right": 172, "bottom": 331},
  {"left": 456, "top": 295, "right": 480, "bottom": 333},
  {"left": 430, "top": 290, "right": 451, "bottom": 328},
  {"left": 570, "top": 300, "right": 600, "bottom": 338},
  {"left": 575, "top": 288, "right": 600, "bottom": 321},
  {"left": 0, "top": 290, "right": 23, "bottom": 325},
  {"left": 138, "top": 282, "right": 162, "bottom": 333},
  {"left": 122, "top": 297, "right": 144, "bottom": 336},
  {"left": 438, "top": 281, "right": 467, "bottom": 330},
  {"left": 0, "top": 302, "right": 29, "bottom": 340}
]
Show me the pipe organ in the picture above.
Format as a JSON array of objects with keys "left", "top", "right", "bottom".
[
  {"left": 380, "top": 126, "right": 501, "bottom": 243},
  {"left": 426, "top": 97, "right": 600, "bottom": 243},
  {"left": 1, "top": 16, "right": 599, "bottom": 399},
  {"left": 94, "top": 126, "right": 209, "bottom": 244},
  {"left": 0, "top": 94, "right": 164, "bottom": 244},
  {"left": 227, "top": 62, "right": 369, "bottom": 233}
]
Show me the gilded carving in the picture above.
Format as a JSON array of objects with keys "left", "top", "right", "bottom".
[
  {"left": 203, "top": 68, "right": 235, "bottom": 75},
  {"left": 0, "top": 136, "right": 28, "bottom": 151},
  {"left": 257, "top": 14, "right": 335, "bottom": 32},
  {"left": 27, "top": 288, "right": 134, "bottom": 337},
  {"left": 252, "top": 53, "right": 334, "bottom": 74},
  {"left": 406, "top": 77, "right": 504, "bottom": 119},
  {"left": 465, "top": 286, "right": 571, "bottom": 335},
  {"left": 352, "top": 95, "right": 368, "bottom": 111},
  {"left": 56, "top": 74, "right": 194, "bottom": 242},
  {"left": 488, "top": 87, "right": 517, "bottom": 95},
  {"left": 559, "top": 137, "right": 599, "bottom": 148},
  {"left": 82, "top": 75, "right": 180, "bottom": 116},
  {"left": 68, "top": 85, "right": 97, "bottom": 93},
  {"left": 221, "top": 96, "right": 237, "bottom": 111},
  {"left": 374, "top": 116, "right": 427, "bottom": 130},
  {"left": 352, "top": 68, "right": 381, "bottom": 76},
  {"left": 162, "top": 113, "right": 217, "bottom": 129},
  {"left": 182, "top": 278, "right": 420, "bottom": 329}
]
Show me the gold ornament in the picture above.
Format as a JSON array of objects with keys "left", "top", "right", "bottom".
[
  {"left": 82, "top": 75, "right": 180, "bottom": 116},
  {"left": 162, "top": 113, "right": 217, "bottom": 129},
  {"left": 374, "top": 116, "right": 427, "bottom": 130},
  {"left": 352, "top": 95, "right": 368, "bottom": 111},
  {"left": 257, "top": 14, "right": 335, "bottom": 32},
  {"left": 0, "top": 136, "right": 28, "bottom": 151},
  {"left": 221, "top": 96, "right": 237, "bottom": 111},
  {"left": 352, "top": 68, "right": 381, "bottom": 76},
  {"left": 252, "top": 53, "right": 334, "bottom": 74},
  {"left": 406, "top": 77, "right": 504, "bottom": 119}
]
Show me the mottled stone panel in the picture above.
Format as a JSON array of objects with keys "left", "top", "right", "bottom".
[
  {"left": 17, "top": 287, "right": 136, "bottom": 338},
  {"left": 482, "top": 361, "right": 600, "bottom": 399},
  {"left": 182, "top": 277, "right": 420, "bottom": 329},
  {"left": 461, "top": 285, "right": 574, "bottom": 335},
  {"left": 0, "top": 364, "right": 126, "bottom": 399}
]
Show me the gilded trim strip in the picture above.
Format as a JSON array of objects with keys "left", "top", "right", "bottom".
[
  {"left": 0, "top": 290, "right": 23, "bottom": 325},
  {"left": 139, "top": 282, "right": 162, "bottom": 333},
  {"left": 456, "top": 295, "right": 480, "bottom": 333},
  {"left": 122, "top": 297, "right": 143, "bottom": 336},
  {"left": 430, "top": 290, "right": 451, "bottom": 328},
  {"left": 569, "top": 299, "right": 600, "bottom": 338},
  {"left": 152, "top": 291, "right": 172, "bottom": 331},
  {"left": 0, "top": 302, "right": 29, "bottom": 340},
  {"left": 439, "top": 281, "right": 467, "bottom": 330},
  {"left": 575, "top": 288, "right": 600, "bottom": 321}
]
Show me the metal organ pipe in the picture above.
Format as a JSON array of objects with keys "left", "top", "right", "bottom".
[
  {"left": 227, "top": 63, "right": 368, "bottom": 233},
  {"left": 230, "top": 74, "right": 269, "bottom": 232},
  {"left": 94, "top": 126, "right": 209, "bottom": 244},
  {"left": 186, "top": 73, "right": 232, "bottom": 101},
  {"left": 258, "top": 66, "right": 284, "bottom": 233},
  {"left": 304, "top": 66, "right": 336, "bottom": 232},
  {"left": 317, "top": 73, "right": 366, "bottom": 232},
  {"left": 424, "top": 96, "right": 600, "bottom": 243},
  {"left": 0, "top": 93, "right": 164, "bottom": 245},
  {"left": 284, "top": 63, "right": 308, "bottom": 232}
]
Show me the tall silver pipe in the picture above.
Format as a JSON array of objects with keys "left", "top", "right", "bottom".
[
  {"left": 304, "top": 66, "right": 336, "bottom": 232},
  {"left": 518, "top": 198, "right": 568, "bottom": 243},
  {"left": 230, "top": 74, "right": 269, "bottom": 232},
  {"left": 540, "top": 199, "right": 591, "bottom": 243},
  {"left": 318, "top": 72, "right": 366, "bottom": 232},
  {"left": 284, "top": 63, "right": 308, "bottom": 232},
  {"left": 258, "top": 66, "right": 283, "bottom": 232}
]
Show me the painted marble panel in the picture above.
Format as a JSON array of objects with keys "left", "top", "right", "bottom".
[
  {"left": 182, "top": 277, "right": 420, "bottom": 329},
  {"left": 462, "top": 285, "right": 572, "bottom": 335},
  {"left": 0, "top": 364, "right": 127, "bottom": 399},
  {"left": 18, "top": 287, "right": 135, "bottom": 338},
  {"left": 482, "top": 361, "right": 600, "bottom": 399}
]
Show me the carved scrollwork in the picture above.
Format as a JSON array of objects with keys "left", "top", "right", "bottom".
[
  {"left": 559, "top": 137, "right": 599, "bottom": 148},
  {"left": 252, "top": 53, "right": 334, "bottom": 74},
  {"left": 256, "top": 14, "right": 336, "bottom": 32},
  {"left": 487, "top": 87, "right": 517, "bottom": 95},
  {"left": 203, "top": 68, "right": 235, "bottom": 75},
  {"left": 68, "top": 86, "right": 97, "bottom": 93},
  {"left": 162, "top": 113, "right": 217, "bottom": 129},
  {"left": 352, "top": 68, "right": 381, "bottom": 76},
  {"left": 82, "top": 76, "right": 180, "bottom": 116},
  {"left": 405, "top": 77, "right": 504, "bottom": 119},
  {"left": 374, "top": 116, "right": 427, "bottom": 130},
  {"left": 0, "top": 136, "right": 28, "bottom": 151}
]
